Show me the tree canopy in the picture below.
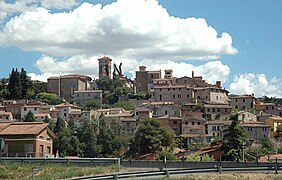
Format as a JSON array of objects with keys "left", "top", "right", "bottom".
[
  {"left": 221, "top": 113, "right": 248, "bottom": 161},
  {"left": 37, "top": 92, "right": 64, "bottom": 105},
  {"left": 23, "top": 111, "right": 36, "bottom": 122},
  {"left": 131, "top": 118, "right": 176, "bottom": 155}
]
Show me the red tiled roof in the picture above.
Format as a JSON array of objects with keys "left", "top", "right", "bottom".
[{"left": 0, "top": 122, "right": 48, "bottom": 135}]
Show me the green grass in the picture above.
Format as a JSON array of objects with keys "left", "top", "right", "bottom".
[{"left": 0, "top": 163, "right": 122, "bottom": 180}]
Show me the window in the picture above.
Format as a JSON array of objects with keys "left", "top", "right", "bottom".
[
  {"left": 212, "top": 126, "right": 216, "bottom": 131},
  {"left": 192, "top": 122, "right": 194, "bottom": 125},
  {"left": 213, "top": 109, "right": 215, "bottom": 112},
  {"left": 160, "top": 89, "right": 162, "bottom": 91},
  {"left": 235, "top": 99, "right": 238, "bottom": 102},
  {"left": 173, "top": 121, "right": 177, "bottom": 125},
  {"left": 168, "top": 88, "right": 170, "bottom": 91},
  {"left": 248, "top": 127, "right": 252, "bottom": 131},
  {"left": 225, "top": 109, "right": 228, "bottom": 112},
  {"left": 34, "top": 107, "right": 37, "bottom": 111},
  {"left": 262, "top": 127, "right": 267, "bottom": 131},
  {"left": 64, "top": 113, "right": 67, "bottom": 117},
  {"left": 187, "top": 94, "right": 190, "bottom": 98},
  {"left": 47, "top": 146, "right": 51, "bottom": 154},
  {"left": 207, "top": 108, "right": 210, "bottom": 112},
  {"left": 24, "top": 107, "right": 27, "bottom": 111},
  {"left": 173, "top": 94, "right": 175, "bottom": 98},
  {"left": 218, "top": 108, "right": 220, "bottom": 112},
  {"left": 136, "top": 112, "right": 139, "bottom": 115},
  {"left": 197, "top": 122, "right": 200, "bottom": 125},
  {"left": 159, "top": 95, "right": 162, "bottom": 101},
  {"left": 185, "top": 122, "right": 188, "bottom": 125},
  {"left": 243, "top": 99, "right": 245, "bottom": 102},
  {"left": 165, "top": 110, "right": 168, "bottom": 115},
  {"left": 235, "top": 105, "right": 238, "bottom": 109},
  {"left": 178, "top": 94, "right": 181, "bottom": 98},
  {"left": 24, "top": 144, "right": 33, "bottom": 152},
  {"left": 243, "top": 106, "right": 245, "bottom": 110},
  {"left": 173, "top": 88, "right": 175, "bottom": 91}
]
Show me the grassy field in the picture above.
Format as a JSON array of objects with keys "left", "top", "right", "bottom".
[
  {"left": 0, "top": 163, "right": 121, "bottom": 179},
  {"left": 160, "top": 173, "right": 282, "bottom": 180}
]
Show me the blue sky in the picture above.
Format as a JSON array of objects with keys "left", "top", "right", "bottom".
[{"left": 0, "top": 0, "right": 281, "bottom": 97}]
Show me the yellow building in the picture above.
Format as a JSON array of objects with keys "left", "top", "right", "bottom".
[{"left": 265, "top": 116, "right": 282, "bottom": 138}]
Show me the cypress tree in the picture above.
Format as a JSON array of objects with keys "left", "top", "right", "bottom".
[
  {"left": 23, "top": 111, "right": 36, "bottom": 122},
  {"left": 20, "top": 68, "right": 32, "bottom": 99},
  {"left": 8, "top": 68, "right": 22, "bottom": 100}
]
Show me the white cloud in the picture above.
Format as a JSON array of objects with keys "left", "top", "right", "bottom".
[
  {"left": 0, "top": 0, "right": 237, "bottom": 60},
  {"left": 40, "top": 0, "right": 77, "bottom": 9},
  {"left": 0, "top": 0, "right": 77, "bottom": 23},
  {"left": 229, "top": 73, "right": 282, "bottom": 98},
  {"left": 147, "top": 60, "right": 230, "bottom": 84},
  {"left": 31, "top": 54, "right": 230, "bottom": 85}
]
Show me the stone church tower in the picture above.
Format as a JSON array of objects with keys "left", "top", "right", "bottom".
[{"left": 98, "top": 56, "right": 112, "bottom": 79}]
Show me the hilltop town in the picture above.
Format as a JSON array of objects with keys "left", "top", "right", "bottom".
[{"left": 0, "top": 56, "right": 282, "bottom": 161}]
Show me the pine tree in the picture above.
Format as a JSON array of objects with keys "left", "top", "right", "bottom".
[
  {"left": 23, "top": 111, "right": 36, "bottom": 122},
  {"left": 221, "top": 113, "right": 248, "bottom": 161}
]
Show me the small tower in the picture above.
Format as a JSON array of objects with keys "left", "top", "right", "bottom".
[
  {"left": 164, "top": 69, "right": 173, "bottom": 79},
  {"left": 98, "top": 56, "right": 112, "bottom": 79}
]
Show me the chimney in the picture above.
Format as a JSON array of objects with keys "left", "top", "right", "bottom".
[
  {"left": 192, "top": 70, "right": 194, "bottom": 78},
  {"left": 216, "top": 81, "right": 221, "bottom": 88}
]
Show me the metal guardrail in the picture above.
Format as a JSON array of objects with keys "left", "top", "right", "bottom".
[
  {"left": 72, "top": 162, "right": 282, "bottom": 180},
  {"left": 0, "top": 157, "right": 120, "bottom": 167}
]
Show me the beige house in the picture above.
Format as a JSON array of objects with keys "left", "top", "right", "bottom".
[
  {"left": 0, "top": 111, "right": 13, "bottom": 121},
  {"left": 153, "top": 85, "right": 193, "bottom": 105},
  {"left": 238, "top": 111, "right": 257, "bottom": 122},
  {"left": 256, "top": 101, "right": 282, "bottom": 117},
  {"left": 205, "top": 120, "right": 231, "bottom": 142},
  {"left": 158, "top": 115, "right": 182, "bottom": 136},
  {"left": 265, "top": 116, "right": 282, "bottom": 138},
  {"left": 134, "top": 108, "right": 153, "bottom": 121},
  {"left": 229, "top": 94, "right": 256, "bottom": 111},
  {"left": 73, "top": 90, "right": 103, "bottom": 105},
  {"left": 242, "top": 122, "right": 271, "bottom": 142},
  {"left": 181, "top": 111, "right": 207, "bottom": 141},
  {"left": 203, "top": 103, "right": 232, "bottom": 120},
  {"left": 140, "top": 101, "right": 182, "bottom": 117},
  {"left": 120, "top": 118, "right": 137, "bottom": 134},
  {"left": 0, "top": 122, "right": 54, "bottom": 157}
]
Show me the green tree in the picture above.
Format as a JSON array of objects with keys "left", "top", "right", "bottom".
[
  {"left": 78, "top": 118, "right": 99, "bottom": 157},
  {"left": 20, "top": 68, "right": 32, "bottom": 99},
  {"left": 82, "top": 100, "right": 101, "bottom": 110},
  {"left": 54, "top": 116, "right": 66, "bottom": 134},
  {"left": 37, "top": 92, "right": 64, "bottom": 105},
  {"left": 112, "top": 101, "right": 135, "bottom": 110},
  {"left": 26, "top": 88, "right": 35, "bottom": 100},
  {"left": 221, "top": 113, "right": 248, "bottom": 161},
  {"left": 188, "top": 154, "right": 215, "bottom": 162},
  {"left": 0, "top": 78, "right": 9, "bottom": 100},
  {"left": 131, "top": 118, "right": 176, "bottom": 155},
  {"left": 194, "top": 102, "right": 204, "bottom": 113},
  {"left": 23, "top": 111, "right": 36, "bottom": 122},
  {"left": 8, "top": 68, "right": 22, "bottom": 100}
]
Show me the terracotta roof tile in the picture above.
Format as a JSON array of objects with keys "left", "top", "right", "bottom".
[{"left": 0, "top": 122, "right": 47, "bottom": 135}]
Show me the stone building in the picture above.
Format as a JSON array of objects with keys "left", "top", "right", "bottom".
[
  {"left": 47, "top": 74, "right": 92, "bottom": 101},
  {"left": 73, "top": 90, "right": 103, "bottom": 105},
  {"left": 229, "top": 94, "right": 256, "bottom": 111},
  {"left": 135, "top": 66, "right": 161, "bottom": 93},
  {"left": 98, "top": 56, "right": 112, "bottom": 79}
]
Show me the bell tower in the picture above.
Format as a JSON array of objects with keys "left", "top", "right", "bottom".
[{"left": 98, "top": 56, "right": 112, "bottom": 79}]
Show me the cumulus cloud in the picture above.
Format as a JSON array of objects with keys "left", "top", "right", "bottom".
[
  {"left": 0, "top": 0, "right": 237, "bottom": 60},
  {"left": 31, "top": 54, "right": 230, "bottom": 85},
  {"left": 0, "top": 0, "right": 77, "bottom": 22},
  {"left": 229, "top": 73, "right": 282, "bottom": 97}
]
